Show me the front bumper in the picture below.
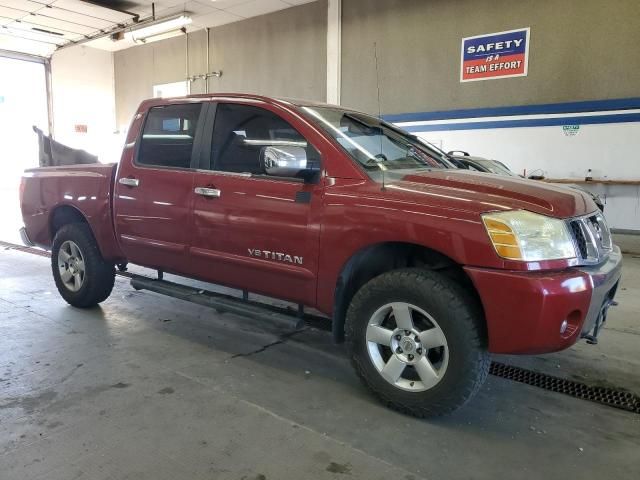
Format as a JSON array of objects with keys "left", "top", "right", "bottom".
[
  {"left": 578, "top": 247, "right": 622, "bottom": 342},
  {"left": 464, "top": 246, "right": 622, "bottom": 355}
]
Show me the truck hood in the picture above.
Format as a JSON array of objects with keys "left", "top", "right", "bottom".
[{"left": 384, "top": 169, "right": 595, "bottom": 218}]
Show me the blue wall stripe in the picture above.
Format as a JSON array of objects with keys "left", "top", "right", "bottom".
[
  {"left": 383, "top": 97, "right": 640, "bottom": 123},
  {"left": 401, "top": 112, "right": 640, "bottom": 132}
]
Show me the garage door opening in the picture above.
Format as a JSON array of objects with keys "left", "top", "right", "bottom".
[{"left": 0, "top": 55, "right": 49, "bottom": 243}]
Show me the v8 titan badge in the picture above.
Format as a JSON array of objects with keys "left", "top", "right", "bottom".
[{"left": 461, "top": 28, "right": 530, "bottom": 82}]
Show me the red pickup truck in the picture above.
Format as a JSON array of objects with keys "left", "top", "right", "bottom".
[{"left": 20, "top": 94, "right": 622, "bottom": 416}]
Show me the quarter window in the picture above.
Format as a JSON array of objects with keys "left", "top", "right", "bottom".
[
  {"left": 138, "top": 103, "right": 202, "bottom": 169},
  {"left": 211, "top": 103, "right": 319, "bottom": 175}
]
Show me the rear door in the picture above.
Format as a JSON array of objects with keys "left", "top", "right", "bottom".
[
  {"left": 113, "top": 101, "right": 207, "bottom": 273},
  {"left": 189, "top": 102, "right": 323, "bottom": 305}
]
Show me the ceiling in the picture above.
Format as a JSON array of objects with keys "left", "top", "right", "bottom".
[{"left": 0, "top": 0, "right": 316, "bottom": 58}]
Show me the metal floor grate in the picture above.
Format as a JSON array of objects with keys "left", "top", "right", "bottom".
[{"left": 490, "top": 362, "right": 640, "bottom": 414}]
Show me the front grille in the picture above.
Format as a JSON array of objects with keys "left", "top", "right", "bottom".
[
  {"left": 570, "top": 220, "right": 588, "bottom": 259},
  {"left": 567, "top": 213, "right": 612, "bottom": 264},
  {"left": 589, "top": 214, "right": 612, "bottom": 250}
]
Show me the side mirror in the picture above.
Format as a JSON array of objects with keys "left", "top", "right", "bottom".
[{"left": 259, "top": 145, "right": 318, "bottom": 181}]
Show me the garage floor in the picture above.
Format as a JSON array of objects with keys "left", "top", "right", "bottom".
[{"left": 1, "top": 246, "right": 639, "bottom": 480}]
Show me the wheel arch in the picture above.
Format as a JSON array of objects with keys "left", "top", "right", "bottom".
[
  {"left": 331, "top": 241, "right": 485, "bottom": 343},
  {"left": 50, "top": 204, "right": 89, "bottom": 239},
  {"left": 48, "top": 203, "right": 124, "bottom": 262}
]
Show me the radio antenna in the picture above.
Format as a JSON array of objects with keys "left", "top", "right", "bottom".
[{"left": 373, "top": 41, "right": 386, "bottom": 191}]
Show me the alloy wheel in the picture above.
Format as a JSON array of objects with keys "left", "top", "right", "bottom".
[
  {"left": 57, "top": 240, "right": 85, "bottom": 292},
  {"left": 366, "top": 302, "right": 449, "bottom": 392}
]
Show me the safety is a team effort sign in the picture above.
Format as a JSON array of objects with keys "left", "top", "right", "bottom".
[{"left": 460, "top": 28, "right": 530, "bottom": 82}]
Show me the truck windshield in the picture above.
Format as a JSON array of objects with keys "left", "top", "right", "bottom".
[{"left": 301, "top": 106, "right": 453, "bottom": 179}]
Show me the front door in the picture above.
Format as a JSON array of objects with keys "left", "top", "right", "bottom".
[
  {"left": 113, "top": 102, "right": 206, "bottom": 273},
  {"left": 189, "top": 102, "right": 323, "bottom": 305}
]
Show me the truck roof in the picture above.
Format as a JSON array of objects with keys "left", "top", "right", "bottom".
[{"left": 138, "top": 93, "right": 344, "bottom": 111}]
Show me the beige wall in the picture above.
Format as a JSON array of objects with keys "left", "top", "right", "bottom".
[
  {"left": 188, "top": 29, "right": 209, "bottom": 96},
  {"left": 207, "top": 0, "right": 327, "bottom": 100},
  {"left": 114, "top": 0, "right": 327, "bottom": 128},
  {"left": 341, "top": 0, "right": 640, "bottom": 115},
  {"left": 115, "top": 0, "right": 640, "bottom": 121},
  {"left": 114, "top": 29, "right": 210, "bottom": 126},
  {"left": 114, "top": 41, "right": 153, "bottom": 129}
]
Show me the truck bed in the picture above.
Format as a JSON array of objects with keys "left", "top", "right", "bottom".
[{"left": 21, "top": 163, "right": 122, "bottom": 259}]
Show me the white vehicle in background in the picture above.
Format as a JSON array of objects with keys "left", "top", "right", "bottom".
[{"left": 447, "top": 150, "right": 605, "bottom": 212}]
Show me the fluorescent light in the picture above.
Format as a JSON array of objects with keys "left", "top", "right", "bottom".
[
  {"left": 124, "top": 15, "right": 192, "bottom": 43},
  {"left": 130, "top": 29, "right": 184, "bottom": 44}
]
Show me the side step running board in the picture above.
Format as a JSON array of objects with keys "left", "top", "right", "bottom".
[{"left": 130, "top": 275, "right": 305, "bottom": 330}]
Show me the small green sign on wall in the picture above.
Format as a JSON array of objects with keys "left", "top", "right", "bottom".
[{"left": 562, "top": 125, "right": 580, "bottom": 136}]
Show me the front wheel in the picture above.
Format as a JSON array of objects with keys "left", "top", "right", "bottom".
[
  {"left": 51, "top": 223, "right": 115, "bottom": 308},
  {"left": 346, "top": 268, "right": 490, "bottom": 417}
]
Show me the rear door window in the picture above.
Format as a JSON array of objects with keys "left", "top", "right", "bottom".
[{"left": 138, "top": 103, "right": 203, "bottom": 169}]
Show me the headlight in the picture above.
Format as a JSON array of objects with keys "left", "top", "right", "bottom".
[{"left": 482, "top": 210, "right": 576, "bottom": 261}]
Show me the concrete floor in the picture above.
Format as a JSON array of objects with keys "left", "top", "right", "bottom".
[{"left": 1, "top": 247, "right": 639, "bottom": 480}]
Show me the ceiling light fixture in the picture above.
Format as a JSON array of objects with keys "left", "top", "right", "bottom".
[{"left": 124, "top": 14, "right": 192, "bottom": 44}]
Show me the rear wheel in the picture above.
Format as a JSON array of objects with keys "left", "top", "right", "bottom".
[
  {"left": 51, "top": 223, "right": 115, "bottom": 308},
  {"left": 346, "top": 268, "right": 490, "bottom": 417}
]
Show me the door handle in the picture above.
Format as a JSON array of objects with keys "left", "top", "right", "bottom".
[
  {"left": 194, "top": 187, "right": 221, "bottom": 198},
  {"left": 119, "top": 177, "right": 140, "bottom": 187}
]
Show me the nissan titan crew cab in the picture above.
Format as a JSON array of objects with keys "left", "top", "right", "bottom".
[{"left": 19, "top": 94, "right": 622, "bottom": 417}]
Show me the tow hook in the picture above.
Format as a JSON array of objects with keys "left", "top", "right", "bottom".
[{"left": 584, "top": 299, "right": 618, "bottom": 345}]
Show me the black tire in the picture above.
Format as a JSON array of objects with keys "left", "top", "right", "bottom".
[
  {"left": 51, "top": 223, "right": 115, "bottom": 308},
  {"left": 346, "top": 268, "right": 490, "bottom": 417}
]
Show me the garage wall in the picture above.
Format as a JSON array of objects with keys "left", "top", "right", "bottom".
[
  {"left": 114, "top": 0, "right": 327, "bottom": 130},
  {"left": 188, "top": 29, "right": 209, "bottom": 96},
  {"left": 114, "top": 34, "right": 194, "bottom": 130},
  {"left": 207, "top": 0, "right": 327, "bottom": 100},
  {"left": 341, "top": 0, "right": 640, "bottom": 114},
  {"left": 339, "top": 0, "right": 640, "bottom": 231},
  {"left": 51, "top": 45, "right": 120, "bottom": 163}
]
